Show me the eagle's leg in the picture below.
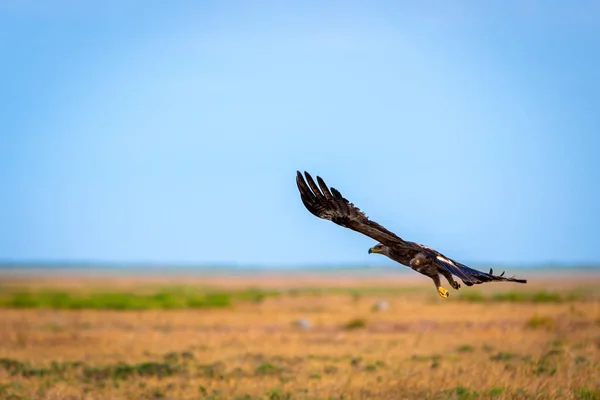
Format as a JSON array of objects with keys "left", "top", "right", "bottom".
[
  {"left": 410, "top": 255, "right": 449, "bottom": 299},
  {"left": 440, "top": 269, "right": 461, "bottom": 290},
  {"left": 432, "top": 273, "right": 449, "bottom": 299}
]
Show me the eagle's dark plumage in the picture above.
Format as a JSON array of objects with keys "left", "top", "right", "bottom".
[{"left": 296, "top": 171, "right": 527, "bottom": 298}]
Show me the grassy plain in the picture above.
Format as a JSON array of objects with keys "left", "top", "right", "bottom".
[{"left": 0, "top": 269, "right": 599, "bottom": 400}]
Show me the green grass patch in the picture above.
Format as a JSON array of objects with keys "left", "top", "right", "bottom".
[
  {"left": 342, "top": 318, "right": 367, "bottom": 330},
  {"left": 494, "top": 290, "right": 563, "bottom": 302},
  {"left": 0, "top": 353, "right": 190, "bottom": 386},
  {"left": 411, "top": 354, "right": 442, "bottom": 362},
  {"left": 576, "top": 388, "right": 600, "bottom": 400},
  {"left": 531, "top": 351, "right": 560, "bottom": 376},
  {"left": 459, "top": 290, "right": 577, "bottom": 303},
  {"left": 458, "top": 291, "right": 486, "bottom": 302},
  {"left": 456, "top": 345, "right": 475, "bottom": 353},
  {"left": 444, "top": 386, "right": 479, "bottom": 400},
  {"left": 255, "top": 362, "right": 284, "bottom": 376},
  {"left": 264, "top": 387, "right": 292, "bottom": 400},
  {"left": 526, "top": 315, "right": 555, "bottom": 329},
  {"left": 364, "top": 364, "right": 377, "bottom": 372},
  {"left": 0, "top": 358, "right": 181, "bottom": 381},
  {"left": 84, "top": 361, "right": 180, "bottom": 381},
  {"left": 490, "top": 352, "right": 518, "bottom": 361},
  {"left": 0, "top": 286, "right": 280, "bottom": 310}
]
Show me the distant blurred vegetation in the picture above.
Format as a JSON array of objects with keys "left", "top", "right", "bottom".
[
  {"left": 0, "top": 286, "right": 279, "bottom": 310},
  {"left": 0, "top": 284, "right": 426, "bottom": 310},
  {"left": 457, "top": 289, "right": 587, "bottom": 303},
  {"left": 0, "top": 283, "right": 596, "bottom": 309}
]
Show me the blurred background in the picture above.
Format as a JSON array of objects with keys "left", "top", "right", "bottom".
[{"left": 2, "top": 1, "right": 600, "bottom": 270}]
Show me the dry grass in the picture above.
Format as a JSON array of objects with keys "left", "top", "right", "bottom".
[{"left": 0, "top": 271, "right": 599, "bottom": 399}]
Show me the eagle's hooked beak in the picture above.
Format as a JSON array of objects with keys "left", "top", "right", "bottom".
[{"left": 368, "top": 246, "right": 378, "bottom": 254}]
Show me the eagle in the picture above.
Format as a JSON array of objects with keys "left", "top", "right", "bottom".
[{"left": 296, "top": 171, "right": 527, "bottom": 298}]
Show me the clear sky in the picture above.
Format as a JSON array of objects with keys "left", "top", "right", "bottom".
[{"left": 1, "top": 1, "right": 599, "bottom": 268}]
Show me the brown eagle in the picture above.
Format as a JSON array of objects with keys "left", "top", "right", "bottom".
[{"left": 296, "top": 171, "right": 527, "bottom": 298}]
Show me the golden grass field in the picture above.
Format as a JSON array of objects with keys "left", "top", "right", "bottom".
[{"left": 0, "top": 269, "right": 599, "bottom": 400}]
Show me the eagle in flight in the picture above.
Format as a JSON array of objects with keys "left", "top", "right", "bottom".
[{"left": 296, "top": 171, "right": 527, "bottom": 298}]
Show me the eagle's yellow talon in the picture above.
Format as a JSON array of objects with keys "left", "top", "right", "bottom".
[
  {"left": 451, "top": 281, "right": 461, "bottom": 290},
  {"left": 437, "top": 286, "right": 449, "bottom": 298}
]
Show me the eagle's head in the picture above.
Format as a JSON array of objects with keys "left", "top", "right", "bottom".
[{"left": 368, "top": 243, "right": 389, "bottom": 256}]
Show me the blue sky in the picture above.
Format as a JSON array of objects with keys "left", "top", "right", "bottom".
[{"left": 1, "top": 1, "right": 599, "bottom": 267}]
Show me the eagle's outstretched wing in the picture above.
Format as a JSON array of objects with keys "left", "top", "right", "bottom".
[
  {"left": 296, "top": 171, "right": 418, "bottom": 250},
  {"left": 297, "top": 171, "right": 527, "bottom": 287},
  {"left": 431, "top": 251, "right": 527, "bottom": 286}
]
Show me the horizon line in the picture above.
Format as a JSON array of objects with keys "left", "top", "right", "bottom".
[{"left": 0, "top": 259, "right": 599, "bottom": 270}]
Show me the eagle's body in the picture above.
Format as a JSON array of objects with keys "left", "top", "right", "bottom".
[{"left": 296, "top": 171, "right": 526, "bottom": 298}]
